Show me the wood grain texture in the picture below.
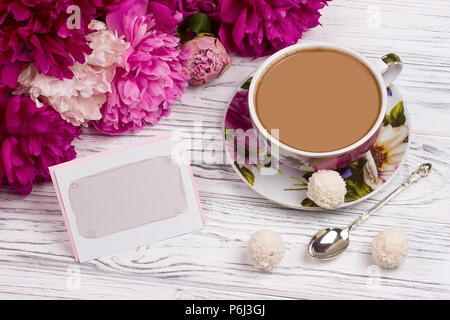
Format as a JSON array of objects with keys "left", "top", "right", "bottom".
[
  {"left": 0, "top": 0, "right": 449, "bottom": 299},
  {"left": 0, "top": 264, "right": 291, "bottom": 300}
]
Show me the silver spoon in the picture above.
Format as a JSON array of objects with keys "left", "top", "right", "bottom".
[{"left": 308, "top": 163, "right": 432, "bottom": 260}]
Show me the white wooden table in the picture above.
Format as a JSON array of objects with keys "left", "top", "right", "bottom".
[{"left": 1, "top": 0, "right": 449, "bottom": 300}]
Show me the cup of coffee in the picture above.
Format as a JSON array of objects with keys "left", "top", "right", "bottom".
[{"left": 248, "top": 42, "right": 403, "bottom": 171}]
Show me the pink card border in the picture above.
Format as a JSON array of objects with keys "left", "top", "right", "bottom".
[{"left": 49, "top": 131, "right": 204, "bottom": 262}]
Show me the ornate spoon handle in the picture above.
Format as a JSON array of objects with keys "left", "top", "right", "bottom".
[{"left": 347, "top": 163, "right": 432, "bottom": 232}]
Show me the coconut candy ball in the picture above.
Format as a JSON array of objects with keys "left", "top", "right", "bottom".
[
  {"left": 372, "top": 229, "right": 408, "bottom": 269},
  {"left": 247, "top": 229, "right": 285, "bottom": 271},
  {"left": 307, "top": 170, "right": 347, "bottom": 209}
]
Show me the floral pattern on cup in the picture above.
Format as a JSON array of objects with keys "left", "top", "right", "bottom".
[
  {"left": 224, "top": 75, "right": 409, "bottom": 209},
  {"left": 300, "top": 101, "right": 408, "bottom": 207},
  {"left": 363, "top": 102, "right": 408, "bottom": 189},
  {"left": 225, "top": 79, "right": 268, "bottom": 185}
]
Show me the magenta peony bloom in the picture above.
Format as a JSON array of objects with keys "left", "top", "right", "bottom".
[
  {"left": 182, "top": 35, "right": 231, "bottom": 85},
  {"left": 225, "top": 90, "right": 251, "bottom": 131},
  {"left": 92, "top": 0, "right": 121, "bottom": 19},
  {"left": 103, "top": 0, "right": 221, "bottom": 34},
  {"left": 225, "top": 89, "right": 261, "bottom": 168},
  {"left": 147, "top": 0, "right": 183, "bottom": 34},
  {"left": 92, "top": 13, "right": 189, "bottom": 134},
  {"left": 218, "top": 0, "right": 330, "bottom": 57},
  {"left": 178, "top": 0, "right": 219, "bottom": 16},
  {"left": 0, "top": 62, "right": 23, "bottom": 89},
  {"left": 106, "top": 0, "right": 182, "bottom": 35},
  {"left": 0, "top": 93, "right": 81, "bottom": 194},
  {"left": 0, "top": 0, "right": 94, "bottom": 83}
]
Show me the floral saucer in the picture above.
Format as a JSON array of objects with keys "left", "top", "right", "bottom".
[{"left": 224, "top": 75, "right": 410, "bottom": 210}]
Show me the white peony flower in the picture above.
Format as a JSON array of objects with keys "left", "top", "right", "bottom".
[
  {"left": 15, "top": 20, "right": 129, "bottom": 126},
  {"left": 86, "top": 20, "right": 129, "bottom": 68}
]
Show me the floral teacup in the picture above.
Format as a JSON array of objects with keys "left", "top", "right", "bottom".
[{"left": 247, "top": 42, "right": 403, "bottom": 171}]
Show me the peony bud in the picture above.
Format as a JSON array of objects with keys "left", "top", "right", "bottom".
[{"left": 182, "top": 35, "right": 232, "bottom": 85}]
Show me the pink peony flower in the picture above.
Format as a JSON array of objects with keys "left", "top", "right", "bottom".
[
  {"left": 92, "top": 0, "right": 121, "bottom": 19},
  {"left": 92, "top": 13, "right": 189, "bottom": 134},
  {"left": 182, "top": 35, "right": 231, "bottom": 85},
  {"left": 15, "top": 21, "right": 129, "bottom": 126},
  {"left": 0, "top": 93, "right": 81, "bottom": 195},
  {"left": 218, "top": 0, "right": 330, "bottom": 57},
  {"left": 0, "top": 0, "right": 95, "bottom": 83},
  {"left": 147, "top": 0, "right": 183, "bottom": 34},
  {"left": 106, "top": 0, "right": 183, "bottom": 36}
]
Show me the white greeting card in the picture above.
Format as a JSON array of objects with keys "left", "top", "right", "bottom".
[{"left": 50, "top": 132, "right": 203, "bottom": 262}]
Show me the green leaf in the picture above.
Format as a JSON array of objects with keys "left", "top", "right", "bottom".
[
  {"left": 262, "top": 152, "right": 272, "bottom": 168},
  {"left": 345, "top": 179, "right": 372, "bottom": 202},
  {"left": 177, "top": 13, "right": 212, "bottom": 43},
  {"left": 348, "top": 157, "right": 367, "bottom": 172},
  {"left": 183, "top": 13, "right": 212, "bottom": 33},
  {"left": 235, "top": 163, "right": 255, "bottom": 186},
  {"left": 384, "top": 101, "right": 406, "bottom": 127},
  {"left": 301, "top": 198, "right": 318, "bottom": 207},
  {"left": 303, "top": 172, "right": 313, "bottom": 181},
  {"left": 383, "top": 115, "right": 390, "bottom": 126},
  {"left": 344, "top": 158, "right": 372, "bottom": 202},
  {"left": 197, "top": 32, "right": 215, "bottom": 37},
  {"left": 240, "top": 77, "right": 253, "bottom": 90}
]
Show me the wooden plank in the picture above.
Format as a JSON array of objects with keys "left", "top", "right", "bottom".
[
  {"left": 0, "top": 0, "right": 449, "bottom": 299},
  {"left": 6, "top": 133, "right": 443, "bottom": 224},
  {"left": 0, "top": 135, "right": 448, "bottom": 299},
  {"left": 0, "top": 264, "right": 288, "bottom": 300},
  {"left": 0, "top": 195, "right": 449, "bottom": 299}
]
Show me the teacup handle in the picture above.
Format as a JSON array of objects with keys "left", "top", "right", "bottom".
[{"left": 373, "top": 53, "right": 403, "bottom": 87}]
